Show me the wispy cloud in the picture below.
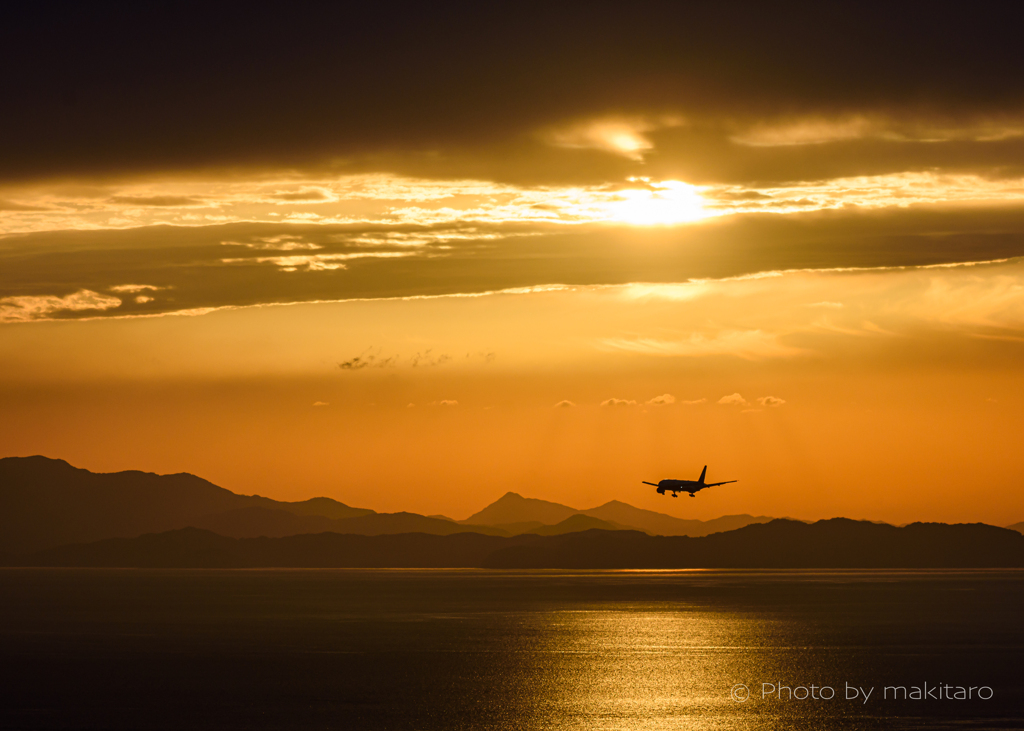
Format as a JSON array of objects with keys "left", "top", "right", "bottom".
[
  {"left": 0, "top": 290, "right": 121, "bottom": 322},
  {"left": 542, "top": 116, "right": 682, "bottom": 160},
  {"left": 221, "top": 251, "right": 412, "bottom": 272},
  {"left": 717, "top": 393, "right": 749, "bottom": 406},
  {"left": 730, "top": 114, "right": 1024, "bottom": 147},
  {"left": 108, "top": 284, "right": 166, "bottom": 293},
  {"left": 601, "top": 330, "right": 805, "bottom": 360}
]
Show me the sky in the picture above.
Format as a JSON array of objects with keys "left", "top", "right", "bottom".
[{"left": 2, "top": 5, "right": 1023, "bottom": 525}]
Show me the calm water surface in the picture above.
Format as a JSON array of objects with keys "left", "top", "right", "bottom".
[{"left": 1, "top": 569, "right": 1021, "bottom": 730}]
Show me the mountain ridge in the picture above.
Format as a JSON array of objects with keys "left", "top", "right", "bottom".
[
  {"left": 463, "top": 490, "right": 773, "bottom": 536},
  {"left": 12, "top": 519, "right": 1024, "bottom": 569},
  {"left": 0, "top": 456, "right": 776, "bottom": 552}
]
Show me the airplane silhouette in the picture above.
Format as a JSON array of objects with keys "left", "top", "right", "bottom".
[{"left": 643, "top": 466, "right": 737, "bottom": 497}]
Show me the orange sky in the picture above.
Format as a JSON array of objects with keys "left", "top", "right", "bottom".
[
  {"left": 2, "top": 6, "right": 1023, "bottom": 526},
  {"left": 1, "top": 264, "right": 1022, "bottom": 525}
]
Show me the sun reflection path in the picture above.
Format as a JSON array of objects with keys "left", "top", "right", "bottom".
[{"left": 517, "top": 607, "right": 782, "bottom": 730}]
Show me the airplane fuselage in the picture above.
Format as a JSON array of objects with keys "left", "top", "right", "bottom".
[
  {"left": 655, "top": 479, "right": 701, "bottom": 495},
  {"left": 643, "top": 466, "right": 737, "bottom": 497}
]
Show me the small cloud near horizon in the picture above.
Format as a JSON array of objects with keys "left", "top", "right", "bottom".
[
  {"left": 601, "top": 398, "right": 637, "bottom": 407},
  {"left": 646, "top": 393, "right": 675, "bottom": 405},
  {"left": 554, "top": 400, "right": 576, "bottom": 408},
  {"left": 312, "top": 401, "right": 329, "bottom": 406},
  {"left": 718, "top": 393, "right": 749, "bottom": 406},
  {"left": 757, "top": 396, "right": 786, "bottom": 407},
  {"left": 338, "top": 348, "right": 398, "bottom": 370},
  {"left": 430, "top": 400, "right": 458, "bottom": 407}
]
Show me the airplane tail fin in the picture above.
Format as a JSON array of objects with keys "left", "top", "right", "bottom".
[{"left": 698, "top": 465, "right": 707, "bottom": 484}]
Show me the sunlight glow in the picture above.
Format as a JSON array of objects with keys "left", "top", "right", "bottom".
[{"left": 604, "top": 180, "right": 708, "bottom": 225}]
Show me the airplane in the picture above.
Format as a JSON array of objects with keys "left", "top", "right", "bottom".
[{"left": 643, "top": 466, "right": 737, "bottom": 497}]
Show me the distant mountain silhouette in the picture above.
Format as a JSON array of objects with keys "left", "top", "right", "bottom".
[
  {"left": 0, "top": 456, "right": 500, "bottom": 552},
  {"left": 278, "top": 497, "right": 374, "bottom": 520},
  {"left": 1009, "top": 522, "right": 1024, "bottom": 534},
  {"left": 524, "top": 514, "right": 628, "bottom": 536},
  {"left": 190, "top": 507, "right": 509, "bottom": 539},
  {"left": 582, "top": 500, "right": 772, "bottom": 536},
  {"left": 15, "top": 519, "right": 1024, "bottom": 569},
  {"left": 464, "top": 491, "right": 773, "bottom": 536},
  {"left": 463, "top": 492, "right": 579, "bottom": 526},
  {"left": 6, "top": 456, "right": 1014, "bottom": 570},
  {"left": 483, "top": 519, "right": 1024, "bottom": 569}
]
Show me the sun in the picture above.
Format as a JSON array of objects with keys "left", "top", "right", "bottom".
[{"left": 605, "top": 179, "right": 708, "bottom": 225}]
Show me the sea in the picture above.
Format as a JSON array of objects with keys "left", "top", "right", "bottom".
[{"left": 1, "top": 569, "right": 1021, "bottom": 730}]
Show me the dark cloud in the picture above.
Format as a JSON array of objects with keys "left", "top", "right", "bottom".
[
  {"left": 3, "top": 4, "right": 1024, "bottom": 183},
  {"left": 108, "top": 195, "right": 207, "bottom": 207},
  {"left": 0, "top": 200, "right": 52, "bottom": 212},
  {"left": 268, "top": 191, "right": 331, "bottom": 202},
  {"left": 643, "top": 126, "right": 1024, "bottom": 186},
  {"left": 5, "top": 206, "right": 1024, "bottom": 319}
]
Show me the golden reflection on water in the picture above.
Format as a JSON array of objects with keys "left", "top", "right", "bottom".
[{"left": 509, "top": 606, "right": 785, "bottom": 730}]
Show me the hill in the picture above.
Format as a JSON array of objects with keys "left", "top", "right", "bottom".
[
  {"left": 524, "top": 514, "right": 627, "bottom": 536},
  {"left": 1008, "top": 522, "right": 1024, "bottom": 534},
  {"left": 0, "top": 456, "right": 501, "bottom": 552},
  {"left": 14, "top": 519, "right": 1024, "bottom": 569},
  {"left": 191, "top": 507, "right": 508, "bottom": 539},
  {"left": 582, "top": 500, "right": 772, "bottom": 536},
  {"left": 464, "top": 492, "right": 773, "bottom": 536},
  {"left": 484, "top": 519, "right": 1024, "bottom": 569}
]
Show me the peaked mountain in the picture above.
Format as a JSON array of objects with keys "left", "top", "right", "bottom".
[
  {"left": 463, "top": 492, "right": 579, "bottom": 526},
  {"left": 463, "top": 492, "right": 774, "bottom": 537},
  {"left": 1008, "top": 522, "right": 1024, "bottom": 534},
  {"left": 1, "top": 456, "right": 277, "bottom": 553}
]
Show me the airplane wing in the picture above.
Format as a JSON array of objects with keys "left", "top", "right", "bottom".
[{"left": 703, "top": 480, "right": 738, "bottom": 487}]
